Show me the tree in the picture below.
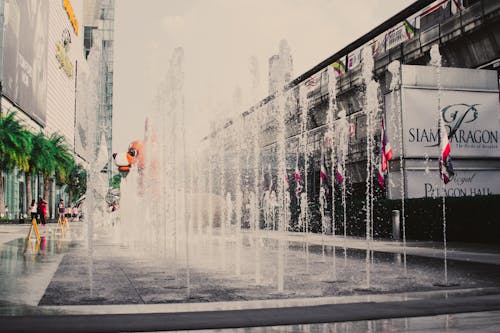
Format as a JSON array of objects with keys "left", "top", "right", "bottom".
[
  {"left": 31, "top": 132, "right": 72, "bottom": 204},
  {"left": 111, "top": 173, "right": 121, "bottom": 189},
  {"left": 64, "top": 162, "right": 87, "bottom": 204},
  {"left": 31, "top": 132, "right": 55, "bottom": 200},
  {"left": 0, "top": 111, "right": 31, "bottom": 217},
  {"left": 46, "top": 133, "right": 73, "bottom": 203},
  {"left": 24, "top": 130, "right": 37, "bottom": 207}
]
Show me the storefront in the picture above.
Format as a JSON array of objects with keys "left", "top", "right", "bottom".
[{"left": 1, "top": 0, "right": 87, "bottom": 219}]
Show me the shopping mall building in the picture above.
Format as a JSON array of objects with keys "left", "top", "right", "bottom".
[{"left": 1, "top": 0, "right": 114, "bottom": 219}]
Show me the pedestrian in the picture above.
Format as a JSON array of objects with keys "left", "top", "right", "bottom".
[
  {"left": 72, "top": 205, "right": 79, "bottom": 221},
  {"left": 4, "top": 205, "right": 8, "bottom": 219},
  {"left": 57, "top": 199, "right": 65, "bottom": 221},
  {"left": 111, "top": 200, "right": 119, "bottom": 212},
  {"left": 65, "top": 205, "right": 71, "bottom": 219},
  {"left": 29, "top": 199, "right": 37, "bottom": 221},
  {"left": 38, "top": 198, "right": 47, "bottom": 227}
]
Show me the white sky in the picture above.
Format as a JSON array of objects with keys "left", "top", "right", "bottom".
[{"left": 112, "top": 0, "right": 415, "bottom": 152}]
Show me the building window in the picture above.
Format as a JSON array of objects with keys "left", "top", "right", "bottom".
[{"left": 84, "top": 26, "right": 97, "bottom": 59}]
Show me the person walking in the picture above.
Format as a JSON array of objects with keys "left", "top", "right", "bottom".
[
  {"left": 29, "top": 199, "right": 37, "bottom": 221},
  {"left": 57, "top": 199, "right": 65, "bottom": 222},
  {"left": 72, "top": 205, "right": 79, "bottom": 222},
  {"left": 38, "top": 198, "right": 47, "bottom": 227}
]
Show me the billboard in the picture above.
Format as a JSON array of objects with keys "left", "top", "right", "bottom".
[
  {"left": 385, "top": 65, "right": 500, "bottom": 199},
  {"left": 386, "top": 65, "right": 500, "bottom": 160},
  {"left": 401, "top": 89, "right": 500, "bottom": 158},
  {"left": 3, "top": 0, "right": 49, "bottom": 126}
]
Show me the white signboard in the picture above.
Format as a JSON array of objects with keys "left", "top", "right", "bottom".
[
  {"left": 388, "top": 169, "right": 500, "bottom": 199},
  {"left": 389, "top": 88, "right": 500, "bottom": 159},
  {"left": 384, "top": 23, "right": 413, "bottom": 51},
  {"left": 384, "top": 65, "right": 500, "bottom": 200}
]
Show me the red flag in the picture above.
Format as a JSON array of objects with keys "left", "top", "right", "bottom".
[
  {"left": 294, "top": 153, "right": 304, "bottom": 198},
  {"left": 439, "top": 112, "right": 454, "bottom": 184},
  {"left": 269, "top": 173, "right": 275, "bottom": 192},
  {"left": 377, "top": 169, "right": 385, "bottom": 188},
  {"left": 378, "top": 118, "right": 393, "bottom": 187},
  {"left": 320, "top": 148, "right": 329, "bottom": 195},
  {"left": 335, "top": 160, "right": 344, "bottom": 185},
  {"left": 381, "top": 118, "right": 393, "bottom": 171}
]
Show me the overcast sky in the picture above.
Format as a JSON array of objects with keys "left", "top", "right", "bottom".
[{"left": 112, "top": 0, "right": 415, "bottom": 152}]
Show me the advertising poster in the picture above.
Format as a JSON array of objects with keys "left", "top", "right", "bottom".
[
  {"left": 385, "top": 65, "right": 500, "bottom": 199},
  {"left": 3, "top": 0, "right": 49, "bottom": 126},
  {"left": 401, "top": 89, "right": 500, "bottom": 159}
]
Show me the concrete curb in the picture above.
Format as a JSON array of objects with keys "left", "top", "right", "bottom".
[{"left": 2, "top": 294, "right": 500, "bottom": 333}]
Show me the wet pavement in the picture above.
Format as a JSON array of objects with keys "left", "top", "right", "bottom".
[{"left": 1, "top": 222, "right": 500, "bottom": 332}]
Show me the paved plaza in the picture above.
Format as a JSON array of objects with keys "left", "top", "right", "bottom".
[{"left": 1, "top": 222, "right": 500, "bottom": 332}]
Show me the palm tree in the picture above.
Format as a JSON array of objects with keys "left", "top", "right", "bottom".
[
  {"left": 64, "top": 162, "right": 87, "bottom": 204},
  {"left": 0, "top": 111, "right": 31, "bottom": 217},
  {"left": 31, "top": 132, "right": 55, "bottom": 200},
  {"left": 51, "top": 134, "right": 73, "bottom": 190},
  {"left": 31, "top": 132, "right": 72, "bottom": 205},
  {"left": 43, "top": 133, "right": 72, "bottom": 203},
  {"left": 24, "top": 130, "right": 37, "bottom": 207}
]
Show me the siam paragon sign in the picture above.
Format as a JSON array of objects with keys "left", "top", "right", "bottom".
[
  {"left": 409, "top": 103, "right": 498, "bottom": 149},
  {"left": 385, "top": 65, "right": 500, "bottom": 199},
  {"left": 402, "top": 89, "right": 500, "bottom": 158},
  {"left": 405, "top": 170, "right": 498, "bottom": 199}
]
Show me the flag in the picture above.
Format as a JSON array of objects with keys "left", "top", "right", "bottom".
[
  {"left": 269, "top": 173, "right": 275, "bottom": 192},
  {"left": 305, "top": 75, "right": 319, "bottom": 88},
  {"left": 381, "top": 118, "right": 393, "bottom": 170},
  {"left": 378, "top": 118, "right": 393, "bottom": 187},
  {"left": 439, "top": 112, "right": 454, "bottom": 184},
  {"left": 377, "top": 165, "right": 385, "bottom": 188},
  {"left": 294, "top": 153, "right": 304, "bottom": 199},
  {"left": 320, "top": 147, "right": 329, "bottom": 195},
  {"left": 284, "top": 173, "right": 290, "bottom": 191},
  {"left": 404, "top": 19, "right": 415, "bottom": 39},
  {"left": 261, "top": 166, "right": 267, "bottom": 191},
  {"left": 335, "top": 160, "right": 344, "bottom": 185},
  {"left": 331, "top": 60, "right": 346, "bottom": 76}
]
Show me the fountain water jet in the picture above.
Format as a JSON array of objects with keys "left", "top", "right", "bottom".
[
  {"left": 232, "top": 87, "right": 243, "bottom": 276},
  {"left": 78, "top": 31, "right": 110, "bottom": 299},
  {"left": 100, "top": 33, "right": 486, "bottom": 308},
  {"left": 275, "top": 43, "right": 291, "bottom": 293},
  {"left": 387, "top": 60, "right": 408, "bottom": 276},
  {"left": 361, "top": 45, "right": 380, "bottom": 289},
  {"left": 430, "top": 44, "right": 451, "bottom": 287},
  {"left": 298, "top": 83, "right": 311, "bottom": 275},
  {"left": 326, "top": 65, "right": 337, "bottom": 280}
]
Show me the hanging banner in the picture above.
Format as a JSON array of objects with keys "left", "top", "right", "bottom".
[
  {"left": 385, "top": 65, "right": 500, "bottom": 159},
  {"left": 3, "top": 0, "right": 49, "bottom": 126},
  {"left": 385, "top": 65, "right": 500, "bottom": 200}
]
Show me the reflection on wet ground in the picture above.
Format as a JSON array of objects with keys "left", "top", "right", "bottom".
[
  {"left": 0, "top": 223, "right": 500, "bottom": 332},
  {"left": 170, "top": 310, "right": 500, "bottom": 333},
  {"left": 0, "top": 223, "right": 83, "bottom": 310}
]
